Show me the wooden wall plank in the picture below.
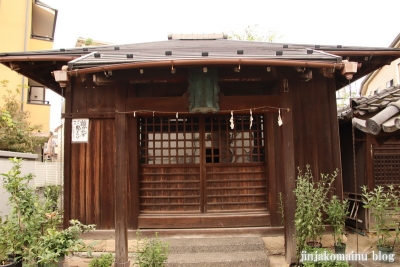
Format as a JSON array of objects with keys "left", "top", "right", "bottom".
[
  {"left": 70, "top": 143, "right": 86, "bottom": 223},
  {"left": 327, "top": 78, "right": 343, "bottom": 198},
  {"left": 100, "top": 119, "right": 116, "bottom": 229},
  {"left": 72, "top": 83, "right": 87, "bottom": 113},
  {"left": 219, "top": 95, "right": 281, "bottom": 110},
  {"left": 126, "top": 97, "right": 188, "bottom": 112},
  {"left": 125, "top": 95, "right": 281, "bottom": 113},
  {"left": 298, "top": 81, "right": 315, "bottom": 170},
  {"left": 128, "top": 117, "right": 140, "bottom": 229},
  {"left": 78, "top": 143, "right": 87, "bottom": 224},
  {"left": 138, "top": 213, "right": 270, "bottom": 228},
  {"left": 85, "top": 120, "right": 101, "bottom": 224},
  {"left": 294, "top": 82, "right": 304, "bottom": 169},
  {"left": 315, "top": 76, "right": 334, "bottom": 174},
  {"left": 86, "top": 81, "right": 116, "bottom": 113}
]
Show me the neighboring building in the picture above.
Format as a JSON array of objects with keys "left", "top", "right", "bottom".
[
  {"left": 360, "top": 33, "right": 400, "bottom": 96},
  {"left": 1, "top": 33, "right": 400, "bottom": 264},
  {"left": 0, "top": 0, "right": 57, "bottom": 134},
  {"left": 338, "top": 85, "right": 400, "bottom": 230}
]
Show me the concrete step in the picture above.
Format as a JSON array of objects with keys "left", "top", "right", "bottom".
[
  {"left": 165, "top": 237, "right": 266, "bottom": 254},
  {"left": 163, "top": 237, "right": 270, "bottom": 267},
  {"left": 166, "top": 251, "right": 270, "bottom": 267}
]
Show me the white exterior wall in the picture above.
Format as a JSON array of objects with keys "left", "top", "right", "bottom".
[{"left": 0, "top": 151, "right": 37, "bottom": 218}]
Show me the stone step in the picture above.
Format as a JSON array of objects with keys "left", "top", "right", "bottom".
[
  {"left": 166, "top": 251, "right": 270, "bottom": 267},
  {"left": 163, "top": 237, "right": 269, "bottom": 267},
  {"left": 164, "top": 237, "right": 266, "bottom": 254}
]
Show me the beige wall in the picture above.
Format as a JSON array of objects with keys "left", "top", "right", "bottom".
[
  {"left": 363, "top": 58, "right": 400, "bottom": 96},
  {"left": 0, "top": 0, "right": 54, "bottom": 134}
]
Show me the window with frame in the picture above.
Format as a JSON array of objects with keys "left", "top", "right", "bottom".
[
  {"left": 386, "top": 79, "right": 394, "bottom": 88},
  {"left": 28, "top": 79, "right": 49, "bottom": 105},
  {"left": 31, "top": 0, "right": 57, "bottom": 41},
  {"left": 139, "top": 115, "right": 265, "bottom": 165}
]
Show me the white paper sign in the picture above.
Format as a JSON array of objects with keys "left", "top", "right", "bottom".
[{"left": 72, "top": 119, "right": 89, "bottom": 142}]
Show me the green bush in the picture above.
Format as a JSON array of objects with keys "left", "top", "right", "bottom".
[
  {"left": 0, "top": 80, "right": 47, "bottom": 153},
  {"left": 293, "top": 165, "right": 337, "bottom": 262},
  {"left": 89, "top": 253, "right": 114, "bottom": 267},
  {"left": 362, "top": 185, "right": 400, "bottom": 248},
  {"left": 0, "top": 158, "right": 95, "bottom": 267},
  {"left": 134, "top": 232, "right": 169, "bottom": 267},
  {"left": 326, "top": 195, "right": 349, "bottom": 245}
]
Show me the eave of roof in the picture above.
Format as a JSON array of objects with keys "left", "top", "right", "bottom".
[{"left": 1, "top": 38, "right": 400, "bottom": 93}]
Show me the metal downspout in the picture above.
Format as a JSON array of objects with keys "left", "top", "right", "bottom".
[{"left": 21, "top": 0, "right": 29, "bottom": 110}]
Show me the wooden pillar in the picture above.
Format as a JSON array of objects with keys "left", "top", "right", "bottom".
[
  {"left": 129, "top": 116, "right": 140, "bottom": 229},
  {"left": 327, "top": 79, "right": 344, "bottom": 199},
  {"left": 280, "top": 79, "right": 296, "bottom": 264},
  {"left": 114, "top": 83, "right": 129, "bottom": 267},
  {"left": 63, "top": 83, "right": 72, "bottom": 229},
  {"left": 266, "top": 113, "right": 278, "bottom": 227}
]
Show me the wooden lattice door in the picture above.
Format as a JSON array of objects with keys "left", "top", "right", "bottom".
[{"left": 138, "top": 115, "right": 267, "bottom": 214}]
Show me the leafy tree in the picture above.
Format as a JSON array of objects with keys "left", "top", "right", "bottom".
[
  {"left": 0, "top": 79, "right": 48, "bottom": 153},
  {"left": 85, "top": 38, "right": 93, "bottom": 46},
  {"left": 229, "top": 24, "right": 281, "bottom": 42}
]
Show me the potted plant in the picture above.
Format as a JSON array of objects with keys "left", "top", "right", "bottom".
[
  {"left": 0, "top": 226, "right": 15, "bottom": 267},
  {"left": 326, "top": 195, "right": 349, "bottom": 254},
  {"left": 0, "top": 158, "right": 50, "bottom": 267},
  {"left": 36, "top": 220, "right": 95, "bottom": 267},
  {"left": 361, "top": 185, "right": 400, "bottom": 262},
  {"left": 292, "top": 165, "right": 337, "bottom": 266}
]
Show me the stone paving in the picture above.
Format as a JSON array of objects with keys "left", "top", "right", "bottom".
[{"left": 63, "top": 230, "right": 400, "bottom": 267}]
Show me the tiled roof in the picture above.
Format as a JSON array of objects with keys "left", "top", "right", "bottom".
[
  {"left": 340, "top": 85, "right": 400, "bottom": 135},
  {"left": 66, "top": 39, "right": 343, "bottom": 69},
  {"left": 1, "top": 35, "right": 400, "bottom": 93}
]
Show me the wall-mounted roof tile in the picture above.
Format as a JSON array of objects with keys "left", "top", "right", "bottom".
[{"left": 344, "top": 85, "right": 400, "bottom": 135}]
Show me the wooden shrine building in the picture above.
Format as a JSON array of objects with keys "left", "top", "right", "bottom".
[{"left": 1, "top": 33, "right": 400, "bottom": 264}]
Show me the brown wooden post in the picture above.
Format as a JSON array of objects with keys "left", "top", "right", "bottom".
[
  {"left": 63, "top": 83, "right": 72, "bottom": 229},
  {"left": 327, "top": 79, "right": 344, "bottom": 199},
  {"left": 115, "top": 83, "right": 129, "bottom": 267},
  {"left": 280, "top": 79, "right": 296, "bottom": 264},
  {"left": 129, "top": 116, "right": 140, "bottom": 229},
  {"left": 266, "top": 113, "right": 278, "bottom": 227}
]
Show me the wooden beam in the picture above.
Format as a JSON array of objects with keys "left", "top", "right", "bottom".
[
  {"left": 280, "top": 79, "right": 297, "bottom": 264},
  {"left": 125, "top": 95, "right": 282, "bottom": 114},
  {"left": 62, "top": 113, "right": 115, "bottom": 119},
  {"left": 114, "top": 83, "right": 130, "bottom": 267}
]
